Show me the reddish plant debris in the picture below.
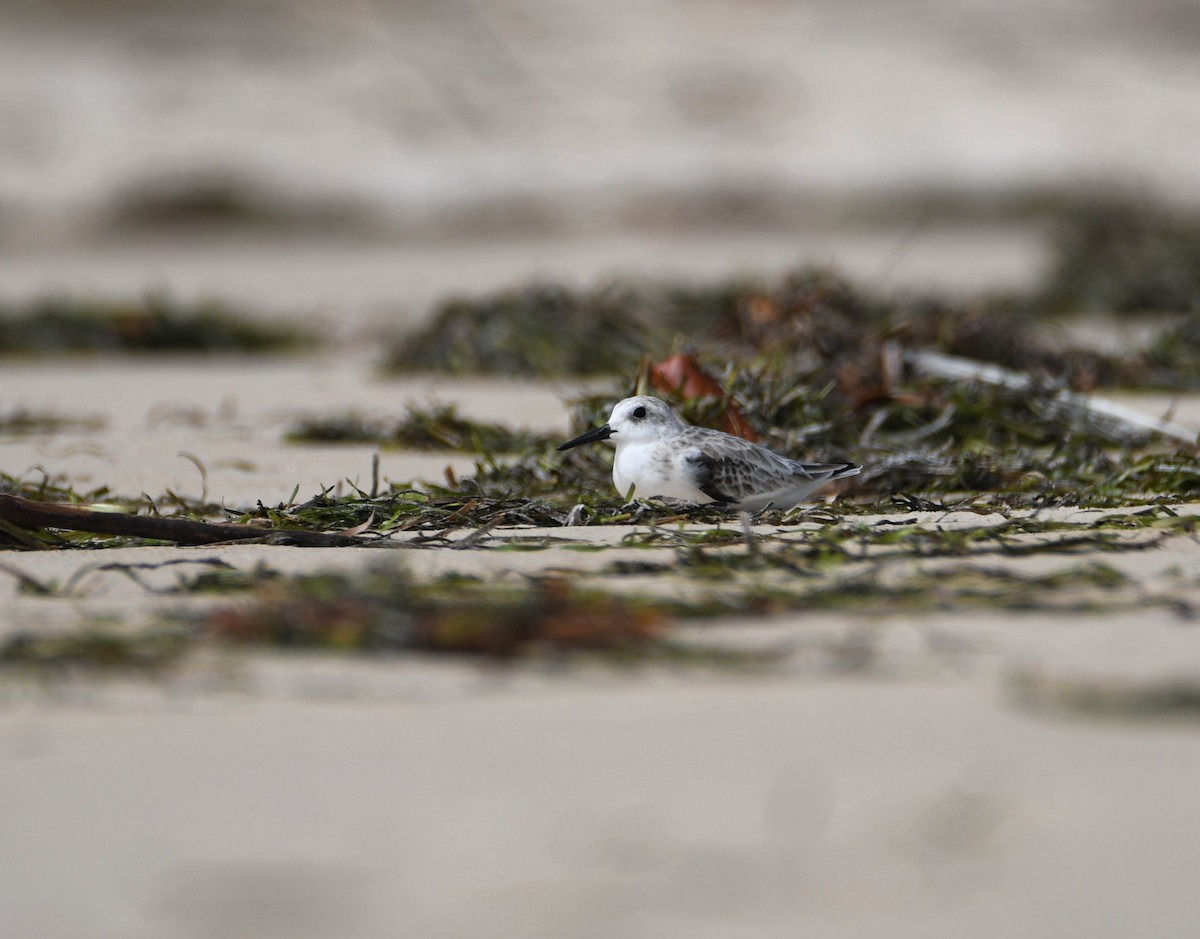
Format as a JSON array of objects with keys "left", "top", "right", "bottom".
[
  {"left": 204, "top": 575, "right": 668, "bottom": 659},
  {"left": 647, "top": 353, "right": 760, "bottom": 441}
]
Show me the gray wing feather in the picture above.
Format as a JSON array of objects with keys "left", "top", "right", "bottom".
[
  {"left": 681, "top": 449, "right": 737, "bottom": 503},
  {"left": 677, "top": 427, "right": 859, "bottom": 505}
]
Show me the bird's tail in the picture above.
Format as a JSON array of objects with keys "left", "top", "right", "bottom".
[{"left": 801, "top": 460, "right": 862, "bottom": 481}]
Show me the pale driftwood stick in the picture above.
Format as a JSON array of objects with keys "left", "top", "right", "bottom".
[
  {"left": 906, "top": 350, "right": 1198, "bottom": 446},
  {"left": 0, "top": 495, "right": 368, "bottom": 547}
]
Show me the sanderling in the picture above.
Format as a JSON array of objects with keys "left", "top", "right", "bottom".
[{"left": 557, "top": 395, "right": 861, "bottom": 511}]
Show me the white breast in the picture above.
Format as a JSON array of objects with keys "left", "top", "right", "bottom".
[{"left": 612, "top": 442, "right": 710, "bottom": 502}]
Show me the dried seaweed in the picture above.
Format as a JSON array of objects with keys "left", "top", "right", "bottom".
[
  {"left": 0, "top": 627, "right": 190, "bottom": 672},
  {"left": 1141, "top": 313, "right": 1200, "bottom": 387},
  {"left": 384, "top": 282, "right": 657, "bottom": 376},
  {"left": 383, "top": 268, "right": 1124, "bottom": 386},
  {"left": 268, "top": 352, "right": 1200, "bottom": 533},
  {"left": 204, "top": 570, "right": 666, "bottom": 658},
  {"left": 1040, "top": 198, "right": 1200, "bottom": 315},
  {"left": 0, "top": 295, "right": 308, "bottom": 354},
  {"left": 287, "top": 403, "right": 555, "bottom": 452},
  {"left": 1010, "top": 668, "right": 1200, "bottom": 720},
  {"left": 537, "top": 358, "right": 1198, "bottom": 509},
  {"left": 4, "top": 501, "right": 1196, "bottom": 671},
  {"left": 384, "top": 210, "right": 1200, "bottom": 393},
  {"left": 0, "top": 493, "right": 371, "bottom": 548},
  {"left": 0, "top": 408, "right": 104, "bottom": 435}
]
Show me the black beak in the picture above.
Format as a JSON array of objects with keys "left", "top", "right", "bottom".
[{"left": 557, "top": 424, "right": 614, "bottom": 451}]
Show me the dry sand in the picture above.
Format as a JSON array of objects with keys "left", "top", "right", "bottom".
[
  {"left": 0, "top": 225, "right": 1049, "bottom": 342},
  {"left": 6, "top": 679, "right": 1200, "bottom": 939}
]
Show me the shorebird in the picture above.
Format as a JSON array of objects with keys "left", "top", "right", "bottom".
[{"left": 557, "top": 395, "right": 860, "bottom": 510}]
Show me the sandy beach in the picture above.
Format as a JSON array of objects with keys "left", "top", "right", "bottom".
[
  {"left": 3, "top": 345, "right": 1200, "bottom": 938},
  {"left": 5, "top": 0, "right": 1200, "bottom": 935}
]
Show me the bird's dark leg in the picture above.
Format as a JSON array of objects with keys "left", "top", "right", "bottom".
[{"left": 618, "top": 499, "right": 655, "bottom": 523}]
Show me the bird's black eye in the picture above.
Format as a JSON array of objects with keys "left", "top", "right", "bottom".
[{"left": 632, "top": 406, "right": 647, "bottom": 419}]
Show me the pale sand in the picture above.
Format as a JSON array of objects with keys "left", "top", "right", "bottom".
[
  {"left": 4, "top": 678, "right": 1200, "bottom": 938},
  {"left": 0, "top": 353, "right": 581, "bottom": 506},
  {"left": 0, "top": 227, "right": 1048, "bottom": 340},
  {"left": 3, "top": 352, "right": 1200, "bottom": 937}
]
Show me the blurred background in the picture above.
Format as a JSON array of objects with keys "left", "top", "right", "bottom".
[{"left": 4, "top": 0, "right": 1200, "bottom": 333}]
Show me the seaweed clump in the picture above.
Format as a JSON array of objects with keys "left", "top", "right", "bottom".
[
  {"left": 385, "top": 282, "right": 654, "bottom": 376},
  {"left": 1040, "top": 198, "right": 1200, "bottom": 315},
  {"left": 0, "top": 628, "right": 189, "bottom": 673},
  {"left": 0, "top": 408, "right": 104, "bottom": 435},
  {"left": 387, "top": 195, "right": 1200, "bottom": 388},
  {"left": 0, "top": 296, "right": 309, "bottom": 354},
  {"left": 453, "top": 353, "right": 1199, "bottom": 511},
  {"left": 287, "top": 403, "right": 556, "bottom": 452},
  {"left": 205, "top": 569, "right": 666, "bottom": 658},
  {"left": 1140, "top": 313, "right": 1200, "bottom": 386},
  {"left": 384, "top": 268, "right": 1136, "bottom": 390}
]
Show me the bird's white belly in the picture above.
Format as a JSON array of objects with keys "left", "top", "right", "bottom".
[{"left": 612, "top": 443, "right": 710, "bottom": 502}]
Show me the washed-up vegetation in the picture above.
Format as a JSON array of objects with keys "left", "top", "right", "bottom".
[
  {"left": 290, "top": 304, "right": 1200, "bottom": 524},
  {"left": 1141, "top": 314, "right": 1200, "bottom": 387},
  {"left": 385, "top": 282, "right": 656, "bottom": 376},
  {"left": 0, "top": 408, "right": 104, "bottom": 435},
  {"left": 384, "top": 268, "right": 1154, "bottom": 386},
  {"left": 1038, "top": 197, "right": 1200, "bottom": 315},
  {"left": 4, "top": 195, "right": 1200, "bottom": 688},
  {"left": 4, "top": 504, "right": 1190, "bottom": 671},
  {"left": 0, "top": 469, "right": 110, "bottom": 506},
  {"left": 1010, "top": 667, "right": 1200, "bottom": 720},
  {"left": 377, "top": 262, "right": 1200, "bottom": 520},
  {"left": 0, "top": 471, "right": 246, "bottom": 549},
  {"left": 287, "top": 403, "right": 555, "bottom": 452},
  {"left": 106, "top": 172, "right": 375, "bottom": 235},
  {"left": 203, "top": 571, "right": 667, "bottom": 658},
  {"left": 0, "top": 493, "right": 370, "bottom": 550},
  {"left": 0, "top": 569, "right": 670, "bottom": 668},
  {"left": 179, "top": 551, "right": 1156, "bottom": 657},
  {"left": 0, "top": 295, "right": 308, "bottom": 354},
  {"left": 0, "top": 627, "right": 190, "bottom": 673},
  {"left": 385, "top": 198, "right": 1200, "bottom": 386},
  {"left": 6, "top": 354, "right": 1194, "bottom": 551},
  {"left": 409, "top": 359, "right": 1198, "bottom": 516}
]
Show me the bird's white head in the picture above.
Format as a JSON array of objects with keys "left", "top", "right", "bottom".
[
  {"left": 557, "top": 395, "right": 683, "bottom": 451},
  {"left": 606, "top": 396, "right": 683, "bottom": 446}
]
